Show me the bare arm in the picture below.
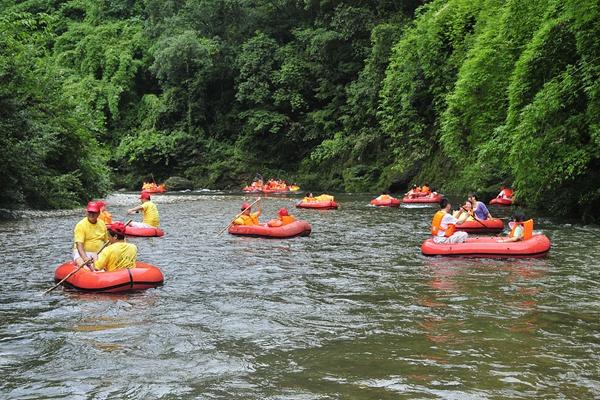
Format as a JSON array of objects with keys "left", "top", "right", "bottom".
[{"left": 127, "top": 205, "right": 144, "bottom": 214}]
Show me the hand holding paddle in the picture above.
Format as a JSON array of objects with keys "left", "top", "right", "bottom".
[
  {"left": 217, "top": 198, "right": 261, "bottom": 236},
  {"left": 44, "top": 220, "right": 132, "bottom": 294}
]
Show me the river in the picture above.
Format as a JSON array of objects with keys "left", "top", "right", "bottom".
[{"left": 1, "top": 191, "right": 599, "bottom": 399}]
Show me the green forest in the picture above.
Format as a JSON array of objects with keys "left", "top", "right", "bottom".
[{"left": 1, "top": 0, "right": 599, "bottom": 220}]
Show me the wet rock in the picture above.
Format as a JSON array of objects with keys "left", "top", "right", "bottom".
[
  {"left": 164, "top": 176, "right": 194, "bottom": 191},
  {"left": 0, "top": 209, "right": 22, "bottom": 220}
]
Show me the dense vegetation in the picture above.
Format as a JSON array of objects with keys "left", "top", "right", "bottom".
[{"left": 1, "top": 0, "right": 598, "bottom": 220}]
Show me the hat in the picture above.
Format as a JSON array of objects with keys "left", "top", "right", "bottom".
[
  {"left": 278, "top": 208, "right": 288, "bottom": 216},
  {"left": 241, "top": 202, "right": 251, "bottom": 210},
  {"left": 86, "top": 201, "right": 101, "bottom": 213},
  {"left": 108, "top": 222, "right": 127, "bottom": 236},
  {"left": 139, "top": 192, "right": 151, "bottom": 200}
]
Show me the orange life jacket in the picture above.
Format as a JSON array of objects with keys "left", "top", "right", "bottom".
[
  {"left": 509, "top": 219, "right": 533, "bottom": 239},
  {"left": 99, "top": 210, "right": 112, "bottom": 224},
  {"left": 280, "top": 215, "right": 295, "bottom": 225},
  {"left": 431, "top": 210, "right": 456, "bottom": 237},
  {"left": 421, "top": 186, "right": 430, "bottom": 194}
]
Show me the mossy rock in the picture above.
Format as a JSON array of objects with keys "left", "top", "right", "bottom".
[{"left": 164, "top": 176, "right": 194, "bottom": 191}]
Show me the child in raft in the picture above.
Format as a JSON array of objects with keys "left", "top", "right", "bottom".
[
  {"left": 497, "top": 212, "right": 526, "bottom": 243},
  {"left": 267, "top": 208, "right": 296, "bottom": 227}
]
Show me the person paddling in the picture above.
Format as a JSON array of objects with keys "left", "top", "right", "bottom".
[
  {"left": 431, "top": 199, "right": 468, "bottom": 244},
  {"left": 127, "top": 192, "right": 160, "bottom": 228},
  {"left": 233, "top": 201, "right": 262, "bottom": 225},
  {"left": 73, "top": 201, "right": 108, "bottom": 270},
  {"left": 94, "top": 222, "right": 138, "bottom": 272}
]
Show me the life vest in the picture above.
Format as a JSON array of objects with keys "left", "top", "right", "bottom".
[
  {"left": 431, "top": 210, "right": 456, "bottom": 237},
  {"left": 421, "top": 186, "right": 430, "bottom": 194},
  {"left": 280, "top": 215, "right": 295, "bottom": 225},
  {"left": 509, "top": 219, "right": 534, "bottom": 240}
]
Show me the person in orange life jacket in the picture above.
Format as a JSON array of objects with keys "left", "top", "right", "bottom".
[
  {"left": 127, "top": 192, "right": 160, "bottom": 228},
  {"left": 233, "top": 202, "right": 262, "bottom": 225},
  {"left": 375, "top": 191, "right": 392, "bottom": 201},
  {"left": 73, "top": 201, "right": 108, "bottom": 269},
  {"left": 96, "top": 200, "right": 113, "bottom": 224},
  {"left": 467, "top": 193, "right": 492, "bottom": 220},
  {"left": 497, "top": 212, "right": 526, "bottom": 243},
  {"left": 268, "top": 208, "right": 296, "bottom": 227},
  {"left": 94, "top": 222, "right": 138, "bottom": 272},
  {"left": 431, "top": 198, "right": 468, "bottom": 244},
  {"left": 421, "top": 183, "right": 431, "bottom": 194}
]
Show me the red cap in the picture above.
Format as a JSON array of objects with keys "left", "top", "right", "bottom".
[
  {"left": 278, "top": 208, "right": 288, "bottom": 216},
  {"left": 108, "top": 222, "right": 127, "bottom": 235},
  {"left": 139, "top": 192, "right": 151, "bottom": 200},
  {"left": 86, "top": 201, "right": 101, "bottom": 213},
  {"left": 241, "top": 202, "right": 251, "bottom": 210}
]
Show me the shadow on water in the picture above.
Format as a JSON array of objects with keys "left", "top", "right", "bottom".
[{"left": 1, "top": 191, "right": 600, "bottom": 399}]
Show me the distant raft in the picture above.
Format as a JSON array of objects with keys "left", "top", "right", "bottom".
[
  {"left": 402, "top": 194, "right": 442, "bottom": 204},
  {"left": 370, "top": 196, "right": 401, "bottom": 207},
  {"left": 107, "top": 222, "right": 164, "bottom": 237},
  {"left": 54, "top": 261, "right": 164, "bottom": 292},
  {"left": 296, "top": 200, "right": 338, "bottom": 209},
  {"left": 490, "top": 198, "right": 513, "bottom": 206},
  {"left": 228, "top": 220, "right": 312, "bottom": 238},
  {"left": 454, "top": 218, "right": 504, "bottom": 233},
  {"left": 421, "top": 234, "right": 551, "bottom": 258}
]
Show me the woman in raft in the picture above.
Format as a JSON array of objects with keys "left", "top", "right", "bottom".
[{"left": 497, "top": 212, "right": 527, "bottom": 243}]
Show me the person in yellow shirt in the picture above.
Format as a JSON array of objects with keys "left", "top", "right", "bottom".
[
  {"left": 97, "top": 201, "right": 113, "bottom": 224},
  {"left": 73, "top": 201, "right": 108, "bottom": 269},
  {"left": 127, "top": 192, "right": 160, "bottom": 228},
  {"left": 94, "top": 222, "right": 137, "bottom": 272},
  {"left": 233, "top": 202, "right": 261, "bottom": 225}
]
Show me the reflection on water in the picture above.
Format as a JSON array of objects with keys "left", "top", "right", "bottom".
[{"left": 1, "top": 192, "right": 600, "bottom": 399}]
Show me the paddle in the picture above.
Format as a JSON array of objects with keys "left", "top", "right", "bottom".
[
  {"left": 217, "top": 197, "right": 261, "bottom": 236},
  {"left": 44, "top": 220, "right": 132, "bottom": 294}
]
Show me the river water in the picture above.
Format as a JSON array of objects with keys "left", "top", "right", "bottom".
[{"left": 1, "top": 192, "right": 599, "bottom": 399}]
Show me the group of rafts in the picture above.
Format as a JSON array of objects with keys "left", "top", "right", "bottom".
[
  {"left": 230, "top": 185, "right": 550, "bottom": 259},
  {"left": 242, "top": 179, "right": 301, "bottom": 194},
  {"left": 53, "top": 187, "right": 168, "bottom": 294}
]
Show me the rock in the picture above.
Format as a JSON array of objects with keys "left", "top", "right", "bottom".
[
  {"left": 164, "top": 176, "right": 194, "bottom": 191},
  {"left": 0, "top": 209, "right": 22, "bottom": 220}
]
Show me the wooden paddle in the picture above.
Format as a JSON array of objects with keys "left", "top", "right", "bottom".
[
  {"left": 217, "top": 198, "right": 261, "bottom": 236},
  {"left": 44, "top": 220, "right": 132, "bottom": 294}
]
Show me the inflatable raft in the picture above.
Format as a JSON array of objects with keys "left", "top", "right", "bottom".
[
  {"left": 421, "top": 234, "right": 551, "bottom": 258},
  {"left": 402, "top": 194, "right": 442, "bottom": 204},
  {"left": 228, "top": 220, "right": 312, "bottom": 238},
  {"left": 370, "top": 197, "right": 400, "bottom": 207},
  {"left": 490, "top": 198, "right": 513, "bottom": 206},
  {"left": 107, "top": 222, "right": 164, "bottom": 237},
  {"left": 455, "top": 218, "right": 504, "bottom": 233},
  {"left": 54, "top": 261, "right": 164, "bottom": 292},
  {"left": 296, "top": 200, "right": 338, "bottom": 210}
]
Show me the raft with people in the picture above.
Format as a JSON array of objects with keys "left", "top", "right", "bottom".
[
  {"left": 228, "top": 220, "right": 312, "bottom": 238},
  {"left": 490, "top": 186, "right": 514, "bottom": 205},
  {"left": 53, "top": 261, "right": 164, "bottom": 292},
  {"left": 490, "top": 197, "right": 513, "bottom": 206},
  {"left": 296, "top": 194, "right": 338, "bottom": 210},
  {"left": 107, "top": 222, "right": 164, "bottom": 237},
  {"left": 454, "top": 218, "right": 504, "bottom": 233},
  {"left": 370, "top": 195, "right": 401, "bottom": 207},
  {"left": 402, "top": 194, "right": 442, "bottom": 204},
  {"left": 421, "top": 234, "right": 551, "bottom": 258},
  {"left": 141, "top": 182, "right": 167, "bottom": 193}
]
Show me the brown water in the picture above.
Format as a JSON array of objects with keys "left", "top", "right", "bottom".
[{"left": 1, "top": 192, "right": 599, "bottom": 399}]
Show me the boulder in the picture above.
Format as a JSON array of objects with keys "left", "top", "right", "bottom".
[{"left": 164, "top": 176, "right": 194, "bottom": 191}]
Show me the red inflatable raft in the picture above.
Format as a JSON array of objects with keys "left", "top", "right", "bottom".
[
  {"left": 54, "top": 261, "right": 164, "bottom": 292},
  {"left": 370, "top": 197, "right": 401, "bottom": 207},
  {"left": 228, "top": 220, "right": 312, "bottom": 238},
  {"left": 402, "top": 194, "right": 442, "bottom": 204},
  {"left": 421, "top": 234, "right": 551, "bottom": 258},
  {"left": 296, "top": 200, "right": 338, "bottom": 210},
  {"left": 455, "top": 218, "right": 504, "bottom": 233},
  {"left": 107, "top": 222, "right": 164, "bottom": 237},
  {"left": 490, "top": 198, "right": 513, "bottom": 206}
]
